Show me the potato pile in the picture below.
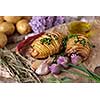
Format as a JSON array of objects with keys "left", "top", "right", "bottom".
[{"left": 0, "top": 16, "right": 32, "bottom": 48}]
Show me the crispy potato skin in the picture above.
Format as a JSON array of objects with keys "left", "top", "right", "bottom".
[
  {"left": 66, "top": 34, "right": 91, "bottom": 60},
  {"left": 30, "top": 32, "right": 64, "bottom": 59}
]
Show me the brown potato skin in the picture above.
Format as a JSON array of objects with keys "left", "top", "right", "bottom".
[
  {"left": 16, "top": 19, "right": 32, "bottom": 35},
  {"left": 0, "top": 22, "right": 15, "bottom": 36},
  {"left": 4, "top": 16, "right": 22, "bottom": 24},
  {"left": 0, "top": 16, "right": 4, "bottom": 24},
  {"left": 0, "top": 32, "right": 7, "bottom": 48},
  {"left": 22, "top": 16, "right": 32, "bottom": 21}
]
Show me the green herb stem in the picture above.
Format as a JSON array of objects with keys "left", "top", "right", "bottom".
[{"left": 67, "top": 63, "right": 100, "bottom": 82}]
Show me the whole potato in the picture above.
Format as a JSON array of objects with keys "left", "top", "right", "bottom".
[
  {"left": 23, "top": 16, "right": 32, "bottom": 21},
  {"left": 4, "top": 16, "right": 22, "bottom": 24},
  {"left": 0, "top": 32, "right": 7, "bottom": 48},
  {"left": 0, "top": 16, "right": 4, "bottom": 24},
  {"left": 0, "top": 22, "right": 15, "bottom": 36},
  {"left": 16, "top": 19, "right": 31, "bottom": 34}
]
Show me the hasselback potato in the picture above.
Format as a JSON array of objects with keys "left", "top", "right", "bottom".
[
  {"left": 30, "top": 31, "right": 64, "bottom": 59},
  {"left": 66, "top": 34, "right": 91, "bottom": 60}
]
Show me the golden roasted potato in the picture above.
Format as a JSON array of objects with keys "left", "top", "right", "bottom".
[
  {"left": 0, "top": 16, "right": 4, "bottom": 24},
  {"left": 4, "top": 16, "right": 22, "bottom": 24},
  {"left": 16, "top": 19, "right": 31, "bottom": 34},
  {"left": 0, "top": 22, "right": 15, "bottom": 36},
  {"left": 0, "top": 32, "right": 7, "bottom": 48},
  {"left": 22, "top": 16, "right": 32, "bottom": 21},
  {"left": 66, "top": 34, "right": 91, "bottom": 60},
  {"left": 30, "top": 31, "right": 64, "bottom": 59}
]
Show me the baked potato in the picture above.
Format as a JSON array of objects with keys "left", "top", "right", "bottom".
[
  {"left": 4, "top": 16, "right": 22, "bottom": 24},
  {"left": 16, "top": 19, "right": 32, "bottom": 34},
  {"left": 30, "top": 31, "right": 64, "bottom": 59},
  {"left": 66, "top": 34, "right": 91, "bottom": 60},
  {"left": 0, "top": 32, "right": 7, "bottom": 48},
  {"left": 0, "top": 22, "right": 15, "bottom": 36}
]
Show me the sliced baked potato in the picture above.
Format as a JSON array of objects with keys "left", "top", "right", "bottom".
[{"left": 30, "top": 31, "right": 64, "bottom": 59}]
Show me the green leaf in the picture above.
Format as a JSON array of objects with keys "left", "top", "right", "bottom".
[
  {"left": 46, "top": 77, "right": 60, "bottom": 83},
  {"left": 47, "top": 76, "right": 73, "bottom": 83},
  {"left": 60, "top": 77, "right": 73, "bottom": 83},
  {"left": 62, "top": 69, "right": 90, "bottom": 79},
  {"left": 67, "top": 63, "right": 100, "bottom": 82}
]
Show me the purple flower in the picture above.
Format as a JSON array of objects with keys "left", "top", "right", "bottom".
[
  {"left": 45, "top": 16, "right": 54, "bottom": 29},
  {"left": 29, "top": 16, "right": 47, "bottom": 33},
  {"left": 71, "top": 54, "right": 82, "bottom": 65},
  {"left": 29, "top": 16, "right": 69, "bottom": 34},
  {"left": 57, "top": 56, "right": 69, "bottom": 68},
  {"left": 54, "top": 16, "right": 67, "bottom": 26},
  {"left": 49, "top": 64, "right": 61, "bottom": 74}
]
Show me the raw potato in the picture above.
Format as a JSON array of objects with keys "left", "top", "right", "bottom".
[
  {"left": 0, "top": 16, "right": 4, "bottom": 24},
  {"left": 0, "top": 22, "right": 15, "bottom": 36},
  {"left": 16, "top": 19, "right": 31, "bottom": 34},
  {"left": 0, "top": 32, "right": 7, "bottom": 48},
  {"left": 4, "top": 16, "right": 22, "bottom": 24},
  {"left": 23, "top": 16, "right": 32, "bottom": 21}
]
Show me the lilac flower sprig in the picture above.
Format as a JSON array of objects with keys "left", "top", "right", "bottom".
[
  {"left": 49, "top": 64, "right": 61, "bottom": 74},
  {"left": 57, "top": 56, "right": 69, "bottom": 68},
  {"left": 49, "top": 56, "right": 69, "bottom": 74},
  {"left": 71, "top": 54, "right": 82, "bottom": 65},
  {"left": 29, "top": 16, "right": 68, "bottom": 34}
]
